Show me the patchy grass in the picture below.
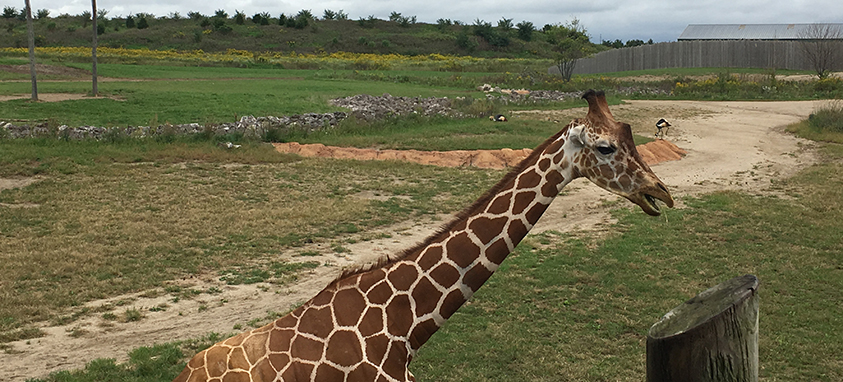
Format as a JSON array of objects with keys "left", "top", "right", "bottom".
[
  {"left": 0, "top": 139, "right": 502, "bottom": 341},
  {"left": 17, "top": 124, "right": 843, "bottom": 382},
  {"left": 30, "top": 342, "right": 187, "bottom": 382},
  {"left": 786, "top": 101, "right": 843, "bottom": 144},
  {"left": 218, "top": 261, "right": 319, "bottom": 285}
]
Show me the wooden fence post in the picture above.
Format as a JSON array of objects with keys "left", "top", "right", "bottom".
[{"left": 646, "top": 274, "right": 759, "bottom": 382}]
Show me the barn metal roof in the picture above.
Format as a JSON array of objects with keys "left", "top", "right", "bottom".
[{"left": 678, "top": 23, "right": 843, "bottom": 40}]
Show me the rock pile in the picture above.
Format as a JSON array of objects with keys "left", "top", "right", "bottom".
[
  {"left": 0, "top": 112, "right": 348, "bottom": 140},
  {"left": 476, "top": 84, "right": 581, "bottom": 104},
  {"left": 0, "top": 93, "right": 466, "bottom": 140},
  {"left": 329, "top": 93, "right": 463, "bottom": 120}
]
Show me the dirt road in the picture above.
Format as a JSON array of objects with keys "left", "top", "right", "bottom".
[{"left": 0, "top": 99, "right": 825, "bottom": 381}]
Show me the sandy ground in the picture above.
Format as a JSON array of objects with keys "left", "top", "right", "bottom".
[{"left": 0, "top": 99, "right": 827, "bottom": 381}]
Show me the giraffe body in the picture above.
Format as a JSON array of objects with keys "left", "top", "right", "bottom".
[{"left": 174, "top": 90, "right": 673, "bottom": 382}]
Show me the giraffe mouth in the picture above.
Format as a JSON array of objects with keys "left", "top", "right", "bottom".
[
  {"left": 640, "top": 190, "right": 673, "bottom": 216},
  {"left": 645, "top": 194, "right": 662, "bottom": 214}
]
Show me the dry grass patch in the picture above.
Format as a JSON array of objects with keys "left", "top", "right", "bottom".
[{"left": 0, "top": 142, "right": 500, "bottom": 341}]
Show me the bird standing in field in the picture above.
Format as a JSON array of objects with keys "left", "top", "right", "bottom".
[{"left": 655, "top": 118, "right": 671, "bottom": 139}]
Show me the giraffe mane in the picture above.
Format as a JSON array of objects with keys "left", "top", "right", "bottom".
[{"left": 327, "top": 122, "right": 575, "bottom": 286}]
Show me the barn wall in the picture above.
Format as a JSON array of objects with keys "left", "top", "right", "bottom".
[{"left": 548, "top": 40, "right": 843, "bottom": 75}]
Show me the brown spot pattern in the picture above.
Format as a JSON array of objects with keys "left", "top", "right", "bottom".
[
  {"left": 468, "top": 216, "right": 507, "bottom": 244},
  {"left": 412, "top": 277, "right": 442, "bottom": 316},
  {"left": 387, "top": 263, "right": 418, "bottom": 291},
  {"left": 334, "top": 289, "right": 366, "bottom": 327},
  {"left": 326, "top": 330, "right": 363, "bottom": 366},
  {"left": 446, "top": 232, "right": 479, "bottom": 268}
]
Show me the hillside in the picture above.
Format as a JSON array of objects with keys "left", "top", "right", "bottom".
[{"left": 0, "top": 12, "right": 605, "bottom": 59}]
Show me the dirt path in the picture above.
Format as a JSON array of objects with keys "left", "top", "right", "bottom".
[{"left": 0, "top": 100, "right": 825, "bottom": 381}]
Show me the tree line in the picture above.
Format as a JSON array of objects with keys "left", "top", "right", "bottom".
[{"left": 2, "top": 5, "right": 655, "bottom": 49}]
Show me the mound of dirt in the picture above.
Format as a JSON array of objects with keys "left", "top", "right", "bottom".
[{"left": 272, "top": 139, "right": 686, "bottom": 168}]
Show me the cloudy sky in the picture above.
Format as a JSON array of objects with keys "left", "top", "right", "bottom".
[{"left": 20, "top": 0, "right": 843, "bottom": 43}]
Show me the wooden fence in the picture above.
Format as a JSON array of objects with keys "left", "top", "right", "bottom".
[{"left": 548, "top": 40, "right": 843, "bottom": 75}]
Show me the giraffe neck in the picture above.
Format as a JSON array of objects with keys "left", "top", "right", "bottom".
[{"left": 394, "top": 125, "right": 578, "bottom": 351}]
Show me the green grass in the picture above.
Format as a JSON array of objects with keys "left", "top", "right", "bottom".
[
  {"left": 0, "top": 67, "right": 480, "bottom": 126},
  {"left": 786, "top": 101, "right": 843, "bottom": 144},
  {"left": 30, "top": 339, "right": 217, "bottom": 382},
  {"left": 296, "top": 115, "right": 561, "bottom": 151}
]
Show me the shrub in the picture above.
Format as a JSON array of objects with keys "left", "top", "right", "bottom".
[
  {"left": 213, "top": 18, "right": 232, "bottom": 34},
  {"left": 295, "top": 10, "right": 313, "bottom": 21},
  {"left": 814, "top": 77, "right": 843, "bottom": 93},
  {"left": 516, "top": 21, "right": 535, "bottom": 41},
  {"left": 456, "top": 30, "right": 478, "bottom": 52},
  {"left": 125, "top": 15, "right": 135, "bottom": 28},
  {"left": 436, "top": 18, "right": 452, "bottom": 30},
  {"left": 809, "top": 101, "right": 843, "bottom": 133},
  {"left": 358, "top": 15, "right": 376, "bottom": 29},
  {"left": 136, "top": 17, "right": 148, "bottom": 29},
  {"left": 473, "top": 19, "right": 509, "bottom": 47},
  {"left": 498, "top": 17, "right": 514, "bottom": 32},
  {"left": 292, "top": 15, "right": 309, "bottom": 29},
  {"left": 2, "top": 6, "right": 16, "bottom": 19}
]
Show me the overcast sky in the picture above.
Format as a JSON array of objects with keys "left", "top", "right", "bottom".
[{"left": 16, "top": 0, "right": 843, "bottom": 43}]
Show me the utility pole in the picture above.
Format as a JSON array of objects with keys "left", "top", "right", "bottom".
[
  {"left": 25, "top": 0, "right": 37, "bottom": 101},
  {"left": 92, "top": 0, "right": 98, "bottom": 96}
]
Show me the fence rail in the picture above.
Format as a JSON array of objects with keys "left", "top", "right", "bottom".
[{"left": 549, "top": 40, "right": 843, "bottom": 75}]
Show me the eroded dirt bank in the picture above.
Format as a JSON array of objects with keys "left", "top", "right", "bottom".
[{"left": 272, "top": 139, "right": 686, "bottom": 169}]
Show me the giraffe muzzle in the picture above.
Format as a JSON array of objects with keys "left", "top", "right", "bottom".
[{"left": 639, "top": 182, "right": 674, "bottom": 216}]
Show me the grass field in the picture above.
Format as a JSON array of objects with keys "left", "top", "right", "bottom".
[
  {"left": 2, "top": 62, "right": 843, "bottom": 381},
  {"left": 7, "top": 136, "right": 840, "bottom": 382},
  {"left": 0, "top": 64, "right": 485, "bottom": 127}
]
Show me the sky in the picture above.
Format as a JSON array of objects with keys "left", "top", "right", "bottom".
[{"left": 12, "top": 0, "right": 843, "bottom": 43}]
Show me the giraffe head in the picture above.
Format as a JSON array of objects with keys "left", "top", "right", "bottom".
[{"left": 567, "top": 90, "right": 674, "bottom": 216}]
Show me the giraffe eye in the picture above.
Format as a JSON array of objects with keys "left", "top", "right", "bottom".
[{"left": 596, "top": 145, "right": 616, "bottom": 155}]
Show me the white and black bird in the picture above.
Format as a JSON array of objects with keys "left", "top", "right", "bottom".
[
  {"left": 490, "top": 114, "right": 508, "bottom": 122},
  {"left": 655, "top": 118, "right": 671, "bottom": 139}
]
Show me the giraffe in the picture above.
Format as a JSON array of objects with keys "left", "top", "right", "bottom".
[{"left": 173, "top": 89, "right": 674, "bottom": 382}]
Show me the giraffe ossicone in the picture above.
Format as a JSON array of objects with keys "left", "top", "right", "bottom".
[{"left": 174, "top": 89, "right": 674, "bottom": 382}]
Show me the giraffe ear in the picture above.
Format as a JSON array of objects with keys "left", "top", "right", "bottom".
[{"left": 568, "top": 124, "right": 585, "bottom": 147}]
